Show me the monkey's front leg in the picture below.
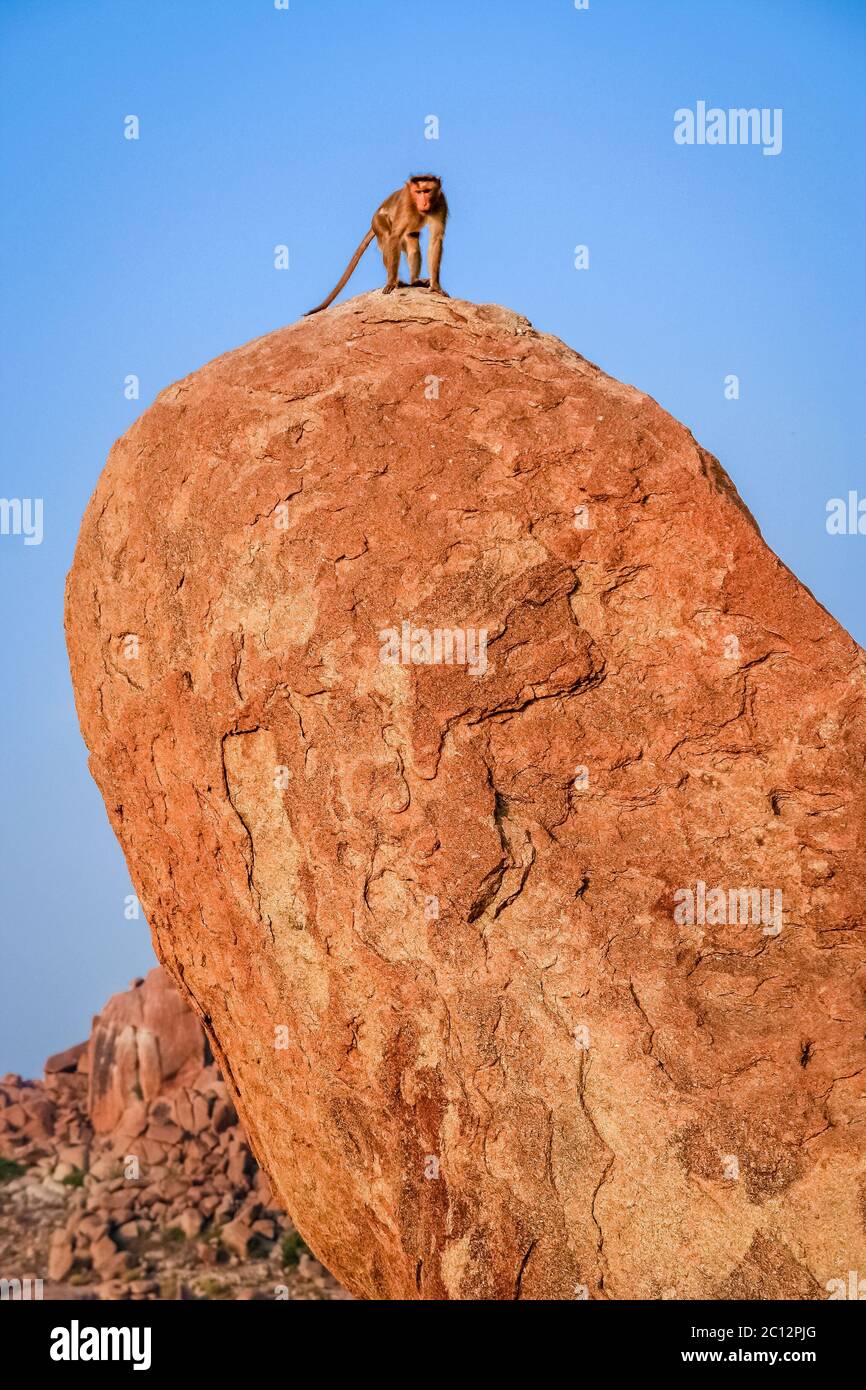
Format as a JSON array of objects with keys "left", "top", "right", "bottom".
[
  {"left": 427, "top": 230, "right": 448, "bottom": 296},
  {"left": 404, "top": 233, "right": 428, "bottom": 287},
  {"left": 381, "top": 235, "right": 402, "bottom": 294},
  {"left": 404, "top": 233, "right": 421, "bottom": 284}
]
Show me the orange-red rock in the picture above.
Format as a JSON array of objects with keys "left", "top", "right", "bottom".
[
  {"left": 44, "top": 1043, "right": 87, "bottom": 1076},
  {"left": 65, "top": 291, "right": 866, "bottom": 1299}
]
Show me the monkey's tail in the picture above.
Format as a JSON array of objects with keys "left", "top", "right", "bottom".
[{"left": 305, "top": 229, "right": 376, "bottom": 315}]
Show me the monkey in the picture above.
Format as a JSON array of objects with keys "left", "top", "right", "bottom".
[{"left": 305, "top": 175, "right": 448, "bottom": 315}]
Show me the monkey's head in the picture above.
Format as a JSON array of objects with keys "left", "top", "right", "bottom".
[{"left": 408, "top": 175, "right": 442, "bottom": 214}]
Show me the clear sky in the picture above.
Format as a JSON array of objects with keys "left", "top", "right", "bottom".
[{"left": 1, "top": 0, "right": 864, "bottom": 1076}]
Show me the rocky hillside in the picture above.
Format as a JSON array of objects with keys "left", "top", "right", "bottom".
[{"left": 0, "top": 969, "right": 347, "bottom": 1300}]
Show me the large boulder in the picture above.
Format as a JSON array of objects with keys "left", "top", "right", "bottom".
[{"left": 65, "top": 291, "right": 866, "bottom": 1298}]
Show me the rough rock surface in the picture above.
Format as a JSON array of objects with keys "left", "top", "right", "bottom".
[
  {"left": 0, "top": 970, "right": 347, "bottom": 1300},
  {"left": 65, "top": 290, "right": 866, "bottom": 1300}
]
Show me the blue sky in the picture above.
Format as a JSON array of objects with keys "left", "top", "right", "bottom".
[{"left": 1, "top": 0, "right": 864, "bottom": 1075}]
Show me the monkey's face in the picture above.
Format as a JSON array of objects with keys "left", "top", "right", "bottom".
[{"left": 410, "top": 181, "right": 440, "bottom": 214}]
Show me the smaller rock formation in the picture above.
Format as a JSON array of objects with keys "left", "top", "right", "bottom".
[
  {"left": 44, "top": 1043, "right": 87, "bottom": 1075},
  {"left": 0, "top": 969, "right": 347, "bottom": 1300},
  {"left": 88, "top": 968, "right": 206, "bottom": 1133}
]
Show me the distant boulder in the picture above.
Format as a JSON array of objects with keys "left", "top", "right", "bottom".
[{"left": 88, "top": 968, "right": 207, "bottom": 1132}]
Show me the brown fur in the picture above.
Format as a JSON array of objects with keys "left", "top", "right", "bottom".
[{"left": 306, "top": 176, "right": 448, "bottom": 315}]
